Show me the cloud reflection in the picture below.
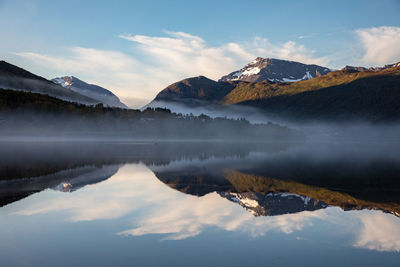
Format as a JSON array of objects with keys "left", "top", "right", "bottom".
[
  {"left": 11, "top": 163, "right": 400, "bottom": 251},
  {"left": 354, "top": 212, "right": 400, "bottom": 252}
]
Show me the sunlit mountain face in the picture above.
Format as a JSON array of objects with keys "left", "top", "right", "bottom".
[{"left": 0, "top": 141, "right": 400, "bottom": 266}]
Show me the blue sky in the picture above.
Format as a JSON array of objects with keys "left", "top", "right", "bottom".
[{"left": 1, "top": 0, "right": 400, "bottom": 107}]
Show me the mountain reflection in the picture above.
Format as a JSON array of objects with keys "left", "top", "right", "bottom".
[
  {"left": 5, "top": 163, "right": 400, "bottom": 253},
  {"left": 218, "top": 191, "right": 328, "bottom": 216},
  {"left": 1, "top": 141, "right": 400, "bottom": 217},
  {"left": 1, "top": 141, "right": 400, "bottom": 253}
]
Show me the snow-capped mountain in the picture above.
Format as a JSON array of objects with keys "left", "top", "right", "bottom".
[
  {"left": 219, "top": 57, "right": 331, "bottom": 83},
  {"left": 52, "top": 76, "right": 127, "bottom": 108},
  {"left": 218, "top": 191, "right": 328, "bottom": 216},
  {"left": 53, "top": 165, "right": 121, "bottom": 193},
  {"left": 0, "top": 61, "right": 98, "bottom": 105}
]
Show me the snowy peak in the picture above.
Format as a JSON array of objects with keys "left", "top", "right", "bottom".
[
  {"left": 219, "top": 58, "right": 331, "bottom": 83},
  {"left": 52, "top": 76, "right": 127, "bottom": 108},
  {"left": 52, "top": 76, "right": 75, "bottom": 88},
  {"left": 0, "top": 61, "right": 98, "bottom": 105}
]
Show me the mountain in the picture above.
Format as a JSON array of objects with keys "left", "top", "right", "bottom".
[
  {"left": 227, "top": 63, "right": 400, "bottom": 121},
  {"left": 146, "top": 75, "right": 234, "bottom": 108},
  {"left": 342, "top": 62, "right": 400, "bottom": 72},
  {"left": 52, "top": 76, "right": 127, "bottom": 108},
  {"left": 219, "top": 57, "right": 331, "bottom": 83},
  {"left": 52, "top": 165, "right": 121, "bottom": 192},
  {"left": 148, "top": 61, "right": 400, "bottom": 121},
  {"left": 0, "top": 165, "right": 120, "bottom": 207},
  {"left": 0, "top": 60, "right": 99, "bottom": 105}
]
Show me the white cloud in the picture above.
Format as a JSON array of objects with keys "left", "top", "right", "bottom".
[
  {"left": 119, "top": 31, "right": 244, "bottom": 81},
  {"left": 13, "top": 48, "right": 156, "bottom": 106},
  {"left": 356, "top": 26, "right": 400, "bottom": 66},
  {"left": 14, "top": 47, "right": 138, "bottom": 73},
  {"left": 11, "top": 27, "right": 400, "bottom": 108},
  {"left": 120, "top": 31, "right": 328, "bottom": 80},
  {"left": 14, "top": 30, "right": 327, "bottom": 108},
  {"left": 247, "top": 37, "right": 329, "bottom": 66},
  {"left": 297, "top": 34, "right": 314, "bottom": 40}
]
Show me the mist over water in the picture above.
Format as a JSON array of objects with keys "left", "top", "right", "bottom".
[
  {"left": 1, "top": 102, "right": 400, "bottom": 267},
  {"left": 148, "top": 100, "right": 400, "bottom": 143},
  {"left": 0, "top": 139, "right": 400, "bottom": 266}
]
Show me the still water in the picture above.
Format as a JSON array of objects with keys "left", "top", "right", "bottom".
[{"left": 0, "top": 141, "right": 400, "bottom": 266}]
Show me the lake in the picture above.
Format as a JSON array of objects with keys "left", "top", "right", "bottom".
[{"left": 0, "top": 140, "right": 400, "bottom": 266}]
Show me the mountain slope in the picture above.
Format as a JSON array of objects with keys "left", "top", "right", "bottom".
[
  {"left": 219, "top": 57, "right": 331, "bottom": 83},
  {"left": 224, "top": 65, "right": 400, "bottom": 121},
  {"left": 52, "top": 76, "right": 127, "bottom": 108},
  {"left": 152, "top": 75, "right": 234, "bottom": 103},
  {"left": 145, "top": 75, "right": 236, "bottom": 108},
  {"left": 148, "top": 63, "right": 400, "bottom": 121},
  {"left": 0, "top": 61, "right": 99, "bottom": 105}
]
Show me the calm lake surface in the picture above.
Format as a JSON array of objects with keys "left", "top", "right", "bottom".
[{"left": 1, "top": 140, "right": 400, "bottom": 266}]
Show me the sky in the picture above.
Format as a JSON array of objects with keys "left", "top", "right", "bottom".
[{"left": 1, "top": 0, "right": 400, "bottom": 107}]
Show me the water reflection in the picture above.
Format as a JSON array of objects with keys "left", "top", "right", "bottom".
[
  {"left": 1, "top": 141, "right": 400, "bottom": 266},
  {"left": 4, "top": 163, "right": 400, "bottom": 253}
]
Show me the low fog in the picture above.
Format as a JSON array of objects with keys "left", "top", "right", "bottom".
[
  {"left": 0, "top": 107, "right": 303, "bottom": 142},
  {"left": 147, "top": 100, "right": 400, "bottom": 143},
  {"left": 2, "top": 138, "right": 400, "bottom": 209}
]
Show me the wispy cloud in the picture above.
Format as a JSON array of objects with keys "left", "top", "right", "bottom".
[
  {"left": 355, "top": 26, "right": 400, "bottom": 66},
  {"left": 297, "top": 34, "right": 314, "bottom": 40},
  {"left": 14, "top": 30, "right": 327, "bottom": 107},
  {"left": 13, "top": 47, "right": 155, "bottom": 107},
  {"left": 15, "top": 27, "right": 400, "bottom": 108},
  {"left": 119, "top": 30, "right": 328, "bottom": 76}
]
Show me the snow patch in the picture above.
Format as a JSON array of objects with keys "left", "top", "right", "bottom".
[
  {"left": 304, "top": 71, "right": 313, "bottom": 80},
  {"left": 230, "top": 193, "right": 259, "bottom": 208},
  {"left": 242, "top": 66, "right": 261, "bottom": 76},
  {"left": 282, "top": 77, "right": 302, "bottom": 82},
  {"left": 53, "top": 77, "right": 73, "bottom": 87}
]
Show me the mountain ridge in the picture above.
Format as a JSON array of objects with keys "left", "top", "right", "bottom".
[
  {"left": 219, "top": 57, "right": 331, "bottom": 83},
  {"left": 0, "top": 60, "right": 99, "bottom": 105},
  {"left": 52, "top": 76, "right": 127, "bottom": 108},
  {"left": 148, "top": 60, "right": 400, "bottom": 121}
]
